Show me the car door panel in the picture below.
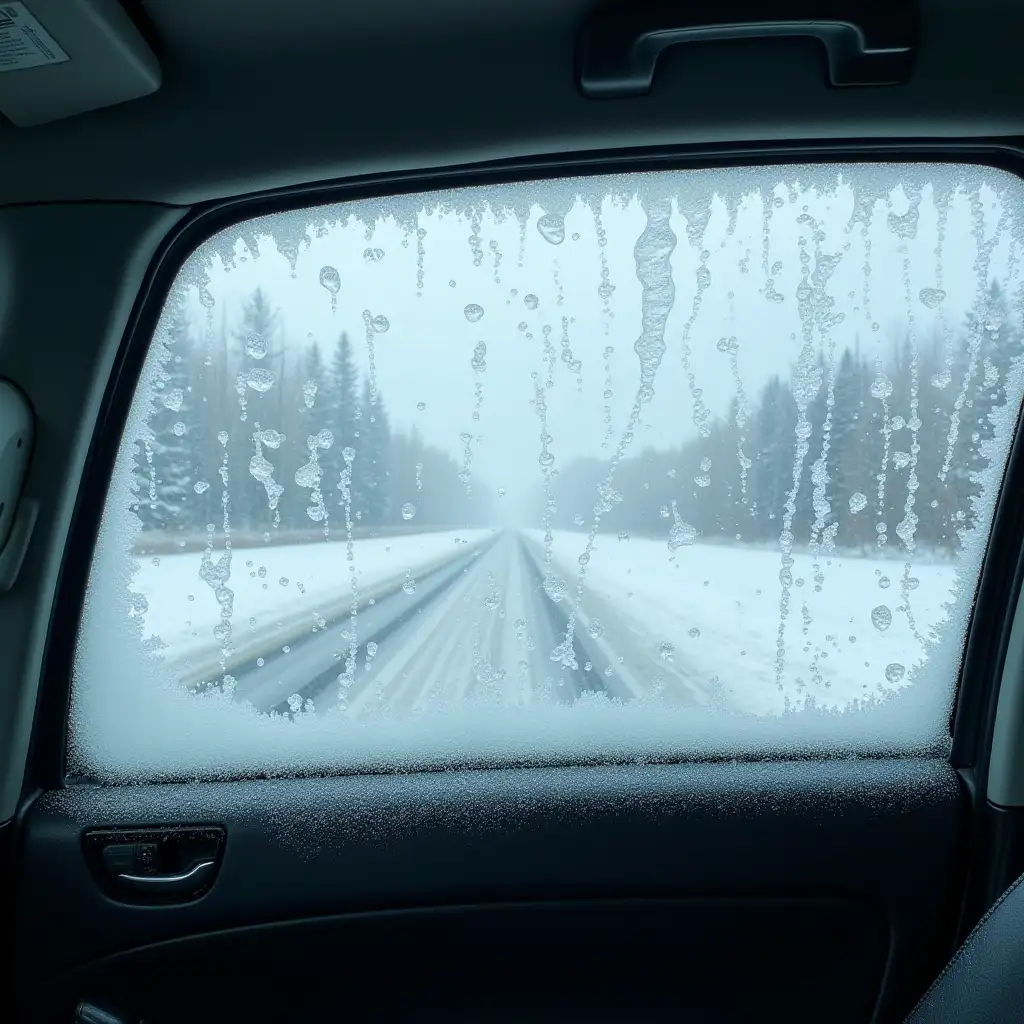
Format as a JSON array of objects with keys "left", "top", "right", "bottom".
[{"left": 16, "top": 758, "right": 964, "bottom": 1021}]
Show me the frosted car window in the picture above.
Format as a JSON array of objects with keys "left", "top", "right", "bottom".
[{"left": 72, "top": 164, "right": 1024, "bottom": 781}]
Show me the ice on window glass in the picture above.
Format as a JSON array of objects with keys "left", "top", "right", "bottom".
[{"left": 71, "top": 165, "right": 1024, "bottom": 781}]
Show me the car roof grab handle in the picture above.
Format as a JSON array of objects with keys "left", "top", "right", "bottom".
[{"left": 577, "top": 0, "right": 920, "bottom": 99}]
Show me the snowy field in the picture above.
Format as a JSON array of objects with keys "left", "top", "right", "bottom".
[
  {"left": 536, "top": 529, "right": 962, "bottom": 715},
  {"left": 134, "top": 529, "right": 495, "bottom": 673}
]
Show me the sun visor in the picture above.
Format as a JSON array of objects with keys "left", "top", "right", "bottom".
[{"left": 0, "top": 0, "right": 158, "bottom": 126}]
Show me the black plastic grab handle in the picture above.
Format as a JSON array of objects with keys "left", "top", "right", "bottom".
[{"left": 577, "top": 0, "right": 919, "bottom": 98}]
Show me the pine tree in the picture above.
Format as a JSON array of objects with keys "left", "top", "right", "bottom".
[
  {"left": 135, "top": 300, "right": 196, "bottom": 532},
  {"left": 286, "top": 339, "right": 332, "bottom": 530},
  {"left": 322, "top": 332, "right": 360, "bottom": 513},
  {"left": 229, "top": 288, "right": 285, "bottom": 531},
  {"left": 965, "top": 280, "right": 1018, "bottom": 476},
  {"left": 356, "top": 381, "right": 391, "bottom": 525},
  {"left": 749, "top": 375, "right": 797, "bottom": 540},
  {"left": 830, "top": 347, "right": 881, "bottom": 550}
]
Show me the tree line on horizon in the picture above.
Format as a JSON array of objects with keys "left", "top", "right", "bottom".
[
  {"left": 133, "top": 287, "right": 492, "bottom": 536},
  {"left": 542, "top": 280, "right": 1019, "bottom": 556}
]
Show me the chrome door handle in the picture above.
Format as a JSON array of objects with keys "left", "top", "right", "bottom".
[{"left": 116, "top": 859, "right": 217, "bottom": 897}]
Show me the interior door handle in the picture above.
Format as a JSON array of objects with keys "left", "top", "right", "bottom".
[
  {"left": 86, "top": 825, "right": 225, "bottom": 903},
  {"left": 577, "top": 0, "right": 919, "bottom": 98},
  {"left": 116, "top": 859, "right": 217, "bottom": 897}
]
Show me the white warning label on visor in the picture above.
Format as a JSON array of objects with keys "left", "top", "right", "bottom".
[{"left": 0, "top": 2, "right": 69, "bottom": 72}]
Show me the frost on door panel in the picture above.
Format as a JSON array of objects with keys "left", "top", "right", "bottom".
[{"left": 71, "top": 164, "right": 1024, "bottom": 781}]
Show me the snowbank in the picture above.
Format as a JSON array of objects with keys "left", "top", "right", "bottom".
[{"left": 534, "top": 529, "right": 961, "bottom": 715}]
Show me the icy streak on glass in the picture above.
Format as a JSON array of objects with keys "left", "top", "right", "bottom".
[
  {"left": 774, "top": 225, "right": 824, "bottom": 688},
  {"left": 895, "top": 246, "right": 924, "bottom": 643},
  {"left": 595, "top": 207, "right": 616, "bottom": 448},
  {"left": 718, "top": 336, "right": 751, "bottom": 505},
  {"left": 800, "top": 212, "right": 841, "bottom": 579},
  {"left": 336, "top": 445, "right": 358, "bottom": 705},
  {"left": 941, "top": 191, "right": 1008, "bottom": 480},
  {"left": 248, "top": 422, "right": 285, "bottom": 527},
  {"left": 679, "top": 192, "right": 716, "bottom": 433},
  {"left": 557, "top": 195, "right": 678, "bottom": 665},
  {"left": 415, "top": 225, "right": 426, "bottom": 297}
]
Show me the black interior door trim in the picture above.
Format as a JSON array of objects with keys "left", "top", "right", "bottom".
[
  {"left": 16, "top": 757, "right": 966, "bottom": 1023},
  {"left": 25, "top": 137, "right": 1024, "bottom": 800}
]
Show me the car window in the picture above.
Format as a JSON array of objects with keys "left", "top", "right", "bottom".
[{"left": 70, "top": 164, "right": 1024, "bottom": 781}]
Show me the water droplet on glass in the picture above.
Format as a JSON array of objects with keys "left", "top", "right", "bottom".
[
  {"left": 871, "top": 605, "right": 893, "bottom": 631},
  {"left": 302, "top": 380, "right": 317, "bottom": 408},
  {"left": 870, "top": 375, "right": 893, "bottom": 400},
  {"left": 669, "top": 517, "right": 697, "bottom": 551},
  {"left": 402, "top": 572, "right": 416, "bottom": 595},
  {"left": 658, "top": 642, "right": 675, "bottom": 661},
  {"left": 885, "top": 662, "right": 906, "bottom": 683},
  {"left": 471, "top": 340, "right": 487, "bottom": 372},
  {"left": 537, "top": 213, "right": 565, "bottom": 245},
  {"left": 688, "top": 627, "right": 701, "bottom": 639},
  {"left": 319, "top": 266, "right": 341, "bottom": 296},
  {"left": 243, "top": 368, "right": 275, "bottom": 393},
  {"left": 255, "top": 429, "right": 283, "bottom": 450},
  {"left": 694, "top": 474, "right": 711, "bottom": 488},
  {"left": 699, "top": 457, "right": 712, "bottom": 472},
  {"left": 245, "top": 333, "right": 267, "bottom": 359},
  {"left": 588, "top": 620, "right": 604, "bottom": 639},
  {"left": 931, "top": 368, "right": 952, "bottom": 389},
  {"left": 401, "top": 502, "right": 416, "bottom": 521},
  {"left": 498, "top": 488, "right": 506, "bottom": 497},
  {"left": 279, "top": 576, "right": 289, "bottom": 586},
  {"left": 172, "top": 422, "right": 187, "bottom": 436},
  {"left": 543, "top": 573, "right": 567, "bottom": 602},
  {"left": 573, "top": 513, "right": 585, "bottom": 526},
  {"left": 199, "top": 288, "right": 215, "bottom": 309},
  {"left": 416, "top": 401, "right": 426, "bottom": 411},
  {"left": 193, "top": 480, "right": 209, "bottom": 494},
  {"left": 659, "top": 506, "right": 670, "bottom": 518},
  {"left": 849, "top": 492, "right": 868, "bottom": 513},
  {"left": 363, "top": 248, "right": 385, "bottom": 263},
  {"left": 918, "top": 287, "right": 946, "bottom": 309},
  {"left": 878, "top": 576, "right": 890, "bottom": 589},
  {"left": 162, "top": 388, "right": 183, "bottom": 411},
  {"left": 907, "top": 577, "right": 920, "bottom": 590},
  {"left": 464, "top": 303, "right": 484, "bottom": 323},
  {"left": 524, "top": 294, "right": 539, "bottom": 310}
]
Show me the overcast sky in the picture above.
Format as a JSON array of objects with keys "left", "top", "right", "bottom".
[{"left": 179, "top": 165, "right": 1021, "bottom": 513}]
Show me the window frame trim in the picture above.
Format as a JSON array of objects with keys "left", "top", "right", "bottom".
[{"left": 28, "top": 138, "right": 1024, "bottom": 795}]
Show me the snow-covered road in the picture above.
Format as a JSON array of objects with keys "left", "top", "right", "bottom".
[{"left": 137, "top": 528, "right": 962, "bottom": 718}]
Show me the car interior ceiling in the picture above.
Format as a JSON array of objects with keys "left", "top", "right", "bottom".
[{"left": 5, "top": 1, "right": 1024, "bottom": 1022}]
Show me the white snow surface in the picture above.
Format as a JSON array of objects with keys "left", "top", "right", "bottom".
[
  {"left": 535, "top": 529, "right": 961, "bottom": 716},
  {"left": 136, "top": 530, "right": 495, "bottom": 669}
]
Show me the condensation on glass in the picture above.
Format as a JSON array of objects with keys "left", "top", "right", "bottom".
[{"left": 71, "top": 164, "right": 1024, "bottom": 781}]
